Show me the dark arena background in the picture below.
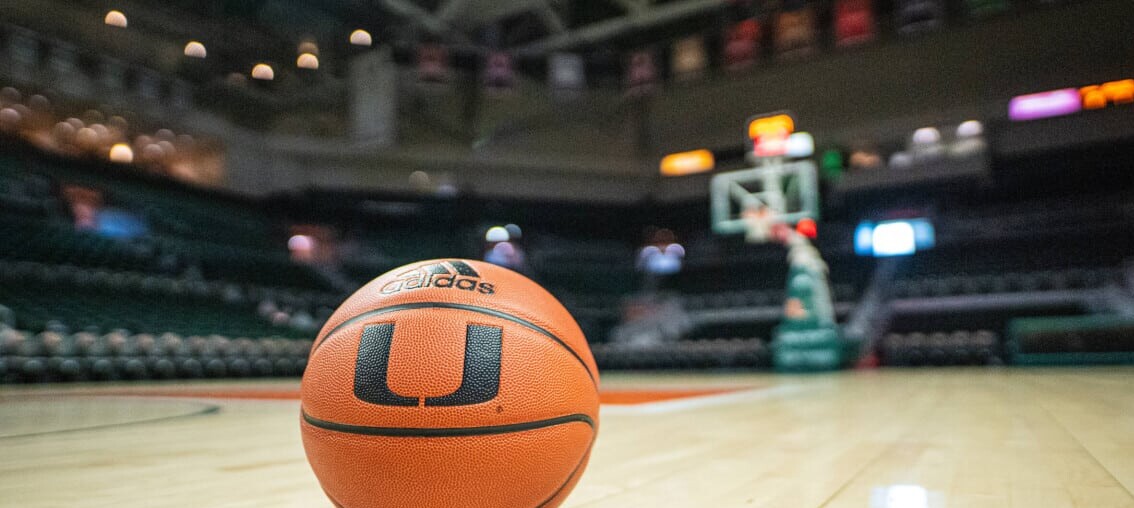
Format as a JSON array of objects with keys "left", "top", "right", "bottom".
[{"left": 2, "top": 0, "right": 1134, "bottom": 506}]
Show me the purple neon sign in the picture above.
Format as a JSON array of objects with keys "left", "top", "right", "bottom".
[{"left": 1009, "top": 88, "right": 1082, "bottom": 121}]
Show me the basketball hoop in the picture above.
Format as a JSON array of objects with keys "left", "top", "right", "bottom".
[
  {"left": 709, "top": 161, "right": 819, "bottom": 238},
  {"left": 713, "top": 112, "right": 845, "bottom": 372}
]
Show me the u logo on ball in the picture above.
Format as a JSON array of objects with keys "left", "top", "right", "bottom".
[{"left": 354, "top": 323, "right": 503, "bottom": 407}]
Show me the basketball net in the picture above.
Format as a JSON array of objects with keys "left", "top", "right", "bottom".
[
  {"left": 740, "top": 204, "right": 773, "bottom": 243},
  {"left": 741, "top": 203, "right": 794, "bottom": 245}
]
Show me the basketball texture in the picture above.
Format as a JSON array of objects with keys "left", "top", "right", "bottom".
[{"left": 301, "top": 259, "right": 600, "bottom": 508}]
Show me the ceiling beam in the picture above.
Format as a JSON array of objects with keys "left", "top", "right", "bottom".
[
  {"left": 434, "top": 0, "right": 471, "bottom": 23},
  {"left": 512, "top": 0, "right": 728, "bottom": 56},
  {"left": 609, "top": 0, "right": 648, "bottom": 15},
  {"left": 534, "top": 0, "right": 567, "bottom": 34},
  {"left": 377, "top": 0, "right": 470, "bottom": 43}
]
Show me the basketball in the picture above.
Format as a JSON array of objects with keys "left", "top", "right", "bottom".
[{"left": 299, "top": 259, "right": 600, "bottom": 508}]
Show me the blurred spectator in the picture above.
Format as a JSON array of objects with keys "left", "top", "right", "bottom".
[
  {"left": 637, "top": 228, "right": 685, "bottom": 292},
  {"left": 483, "top": 225, "right": 526, "bottom": 272},
  {"left": 848, "top": 145, "right": 884, "bottom": 172}
]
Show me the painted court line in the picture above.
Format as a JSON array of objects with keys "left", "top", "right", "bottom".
[{"left": 599, "top": 385, "right": 805, "bottom": 415}]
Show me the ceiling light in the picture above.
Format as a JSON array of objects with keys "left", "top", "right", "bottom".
[
  {"left": 297, "top": 53, "right": 319, "bottom": 70},
  {"left": 251, "top": 63, "right": 274, "bottom": 80},
  {"left": 109, "top": 143, "right": 134, "bottom": 163},
  {"left": 184, "top": 41, "right": 206, "bottom": 58},
  {"left": 350, "top": 29, "right": 373, "bottom": 47},
  {"left": 104, "top": 10, "right": 127, "bottom": 28}
]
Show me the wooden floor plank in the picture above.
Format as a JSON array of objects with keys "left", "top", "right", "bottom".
[{"left": 0, "top": 368, "right": 1131, "bottom": 508}]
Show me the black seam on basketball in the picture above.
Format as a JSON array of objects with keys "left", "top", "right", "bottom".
[
  {"left": 302, "top": 410, "right": 594, "bottom": 437},
  {"left": 313, "top": 301, "right": 597, "bottom": 385},
  {"left": 535, "top": 434, "right": 595, "bottom": 508}
]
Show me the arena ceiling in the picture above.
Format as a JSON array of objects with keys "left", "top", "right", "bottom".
[{"left": 4, "top": 0, "right": 735, "bottom": 85}]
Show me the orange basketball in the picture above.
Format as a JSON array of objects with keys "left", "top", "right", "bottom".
[{"left": 300, "top": 259, "right": 600, "bottom": 508}]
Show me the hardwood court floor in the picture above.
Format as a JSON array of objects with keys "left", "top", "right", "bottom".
[{"left": 1, "top": 368, "right": 1132, "bottom": 508}]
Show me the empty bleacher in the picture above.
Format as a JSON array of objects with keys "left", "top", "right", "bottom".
[
  {"left": 878, "top": 330, "right": 1000, "bottom": 367},
  {"left": 872, "top": 211, "right": 1134, "bottom": 366},
  {"left": 0, "top": 146, "right": 338, "bottom": 382},
  {"left": 3, "top": 136, "right": 1133, "bottom": 380},
  {"left": 0, "top": 260, "right": 316, "bottom": 338}
]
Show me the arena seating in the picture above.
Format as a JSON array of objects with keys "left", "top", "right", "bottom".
[
  {"left": 2, "top": 140, "right": 1132, "bottom": 381},
  {"left": 0, "top": 148, "right": 346, "bottom": 384},
  {"left": 0, "top": 157, "right": 56, "bottom": 214},
  {"left": 591, "top": 338, "right": 770, "bottom": 370},
  {"left": 0, "top": 146, "right": 642, "bottom": 381},
  {"left": 3, "top": 151, "right": 334, "bottom": 287},
  {"left": 878, "top": 330, "right": 1000, "bottom": 366},
  {"left": 660, "top": 250, "right": 864, "bottom": 346},
  {"left": 875, "top": 226, "right": 1132, "bottom": 366},
  {"left": 0, "top": 214, "right": 154, "bottom": 271},
  {"left": 0, "top": 326, "right": 312, "bottom": 382},
  {"left": 888, "top": 268, "right": 1119, "bottom": 298},
  {"left": 0, "top": 260, "right": 325, "bottom": 338}
]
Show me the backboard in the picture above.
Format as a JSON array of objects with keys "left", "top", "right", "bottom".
[{"left": 709, "top": 160, "right": 819, "bottom": 237}]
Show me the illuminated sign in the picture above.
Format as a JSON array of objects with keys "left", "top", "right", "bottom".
[
  {"left": 747, "top": 114, "right": 795, "bottom": 141},
  {"left": 747, "top": 113, "right": 796, "bottom": 157},
  {"left": 784, "top": 132, "right": 815, "bottom": 158},
  {"left": 1010, "top": 79, "right": 1132, "bottom": 121},
  {"left": 855, "top": 219, "right": 935, "bottom": 257},
  {"left": 1008, "top": 88, "right": 1081, "bottom": 121},
  {"left": 660, "top": 149, "right": 715, "bottom": 176},
  {"left": 1081, "top": 79, "right": 1134, "bottom": 109}
]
